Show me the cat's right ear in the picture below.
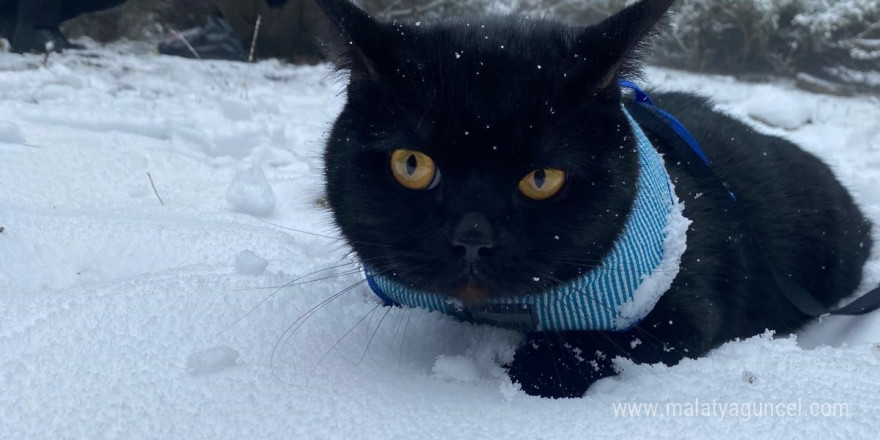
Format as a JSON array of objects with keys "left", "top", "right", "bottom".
[
  {"left": 311, "top": 0, "right": 396, "bottom": 83},
  {"left": 571, "top": 0, "right": 675, "bottom": 89}
]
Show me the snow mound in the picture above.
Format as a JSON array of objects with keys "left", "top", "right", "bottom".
[
  {"left": 226, "top": 165, "right": 276, "bottom": 216},
  {"left": 744, "top": 90, "right": 815, "bottom": 130},
  {"left": 0, "top": 120, "right": 26, "bottom": 144},
  {"left": 187, "top": 346, "right": 242, "bottom": 375},
  {"left": 433, "top": 355, "right": 482, "bottom": 383},
  {"left": 235, "top": 250, "right": 269, "bottom": 275}
]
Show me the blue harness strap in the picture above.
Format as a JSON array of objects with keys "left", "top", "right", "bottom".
[
  {"left": 364, "top": 267, "right": 396, "bottom": 306},
  {"left": 618, "top": 79, "right": 710, "bottom": 167},
  {"left": 364, "top": 94, "right": 690, "bottom": 332}
]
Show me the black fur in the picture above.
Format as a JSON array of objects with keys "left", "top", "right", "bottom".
[{"left": 315, "top": 0, "right": 872, "bottom": 398}]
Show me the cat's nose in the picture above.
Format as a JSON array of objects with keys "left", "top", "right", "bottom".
[{"left": 452, "top": 212, "right": 494, "bottom": 263}]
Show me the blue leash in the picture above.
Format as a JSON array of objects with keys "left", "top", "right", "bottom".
[
  {"left": 618, "top": 79, "right": 710, "bottom": 167},
  {"left": 619, "top": 80, "right": 737, "bottom": 202}
]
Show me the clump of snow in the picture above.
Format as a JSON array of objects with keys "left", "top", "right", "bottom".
[
  {"left": 499, "top": 380, "right": 522, "bottom": 402},
  {"left": 433, "top": 355, "right": 482, "bottom": 383},
  {"left": 187, "top": 346, "right": 241, "bottom": 375},
  {"left": 616, "top": 198, "right": 691, "bottom": 329},
  {"left": 226, "top": 165, "right": 276, "bottom": 216},
  {"left": 235, "top": 250, "right": 269, "bottom": 275},
  {"left": 0, "top": 120, "right": 26, "bottom": 144},
  {"left": 211, "top": 128, "right": 264, "bottom": 159},
  {"left": 219, "top": 98, "right": 253, "bottom": 121},
  {"left": 744, "top": 91, "right": 815, "bottom": 130}
]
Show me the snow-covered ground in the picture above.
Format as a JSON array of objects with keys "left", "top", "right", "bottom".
[{"left": 1, "top": 43, "right": 879, "bottom": 439}]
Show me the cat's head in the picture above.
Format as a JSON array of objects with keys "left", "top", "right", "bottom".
[{"left": 317, "top": 0, "right": 674, "bottom": 304}]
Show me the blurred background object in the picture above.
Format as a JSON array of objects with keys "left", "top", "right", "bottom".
[
  {"left": 156, "top": 0, "right": 323, "bottom": 64},
  {"left": 0, "top": 0, "right": 128, "bottom": 53},
  {"left": 357, "top": 0, "right": 880, "bottom": 95},
  {"left": 1, "top": 0, "right": 875, "bottom": 92},
  {"left": 61, "top": 0, "right": 213, "bottom": 42}
]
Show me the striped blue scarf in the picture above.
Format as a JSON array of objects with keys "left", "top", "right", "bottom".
[{"left": 365, "top": 105, "right": 690, "bottom": 332}]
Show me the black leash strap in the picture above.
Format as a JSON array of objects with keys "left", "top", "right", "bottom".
[
  {"left": 773, "top": 270, "right": 880, "bottom": 317},
  {"left": 623, "top": 97, "right": 880, "bottom": 319}
]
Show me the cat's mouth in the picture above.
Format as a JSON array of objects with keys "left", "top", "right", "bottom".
[
  {"left": 443, "top": 266, "right": 552, "bottom": 305},
  {"left": 452, "top": 280, "right": 491, "bottom": 306}
]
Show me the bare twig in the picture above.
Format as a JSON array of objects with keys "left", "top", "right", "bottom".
[
  {"left": 855, "top": 20, "right": 880, "bottom": 39},
  {"left": 170, "top": 27, "right": 201, "bottom": 60},
  {"left": 41, "top": 43, "right": 53, "bottom": 66},
  {"left": 248, "top": 14, "right": 262, "bottom": 63},
  {"left": 147, "top": 172, "right": 165, "bottom": 206},
  {"left": 242, "top": 14, "right": 263, "bottom": 100}
]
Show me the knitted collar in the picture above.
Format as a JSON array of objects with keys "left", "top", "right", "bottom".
[{"left": 364, "top": 105, "right": 690, "bottom": 332}]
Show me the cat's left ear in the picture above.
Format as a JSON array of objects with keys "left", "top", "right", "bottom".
[{"left": 573, "top": 0, "right": 675, "bottom": 89}]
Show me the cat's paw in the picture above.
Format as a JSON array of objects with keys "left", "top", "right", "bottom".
[{"left": 506, "top": 335, "right": 616, "bottom": 399}]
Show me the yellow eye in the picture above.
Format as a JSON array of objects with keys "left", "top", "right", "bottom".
[
  {"left": 391, "top": 149, "right": 438, "bottom": 190},
  {"left": 519, "top": 168, "right": 566, "bottom": 200}
]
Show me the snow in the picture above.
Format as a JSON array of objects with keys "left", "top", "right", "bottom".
[
  {"left": 1, "top": 44, "right": 879, "bottom": 439},
  {"left": 187, "top": 346, "right": 242, "bottom": 375},
  {"left": 743, "top": 93, "right": 815, "bottom": 130},
  {"left": 432, "top": 355, "right": 483, "bottom": 383},
  {"left": 226, "top": 165, "right": 277, "bottom": 216},
  {"left": 235, "top": 250, "right": 269, "bottom": 275},
  {"left": 0, "top": 120, "right": 26, "bottom": 144}
]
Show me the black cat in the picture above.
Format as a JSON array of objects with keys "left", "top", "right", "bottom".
[{"left": 315, "top": 0, "right": 873, "bottom": 398}]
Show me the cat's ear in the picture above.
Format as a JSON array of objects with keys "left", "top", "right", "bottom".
[
  {"left": 572, "top": 0, "right": 674, "bottom": 89},
  {"left": 311, "top": 0, "right": 398, "bottom": 83}
]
